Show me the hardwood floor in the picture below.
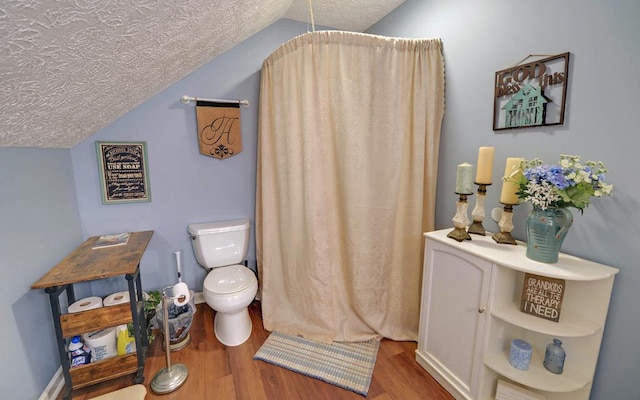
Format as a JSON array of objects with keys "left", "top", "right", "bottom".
[{"left": 66, "top": 301, "right": 454, "bottom": 400}]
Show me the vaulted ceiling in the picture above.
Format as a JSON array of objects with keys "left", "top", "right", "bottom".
[{"left": 1, "top": 0, "right": 404, "bottom": 148}]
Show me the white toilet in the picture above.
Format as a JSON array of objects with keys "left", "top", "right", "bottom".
[{"left": 188, "top": 218, "right": 258, "bottom": 346}]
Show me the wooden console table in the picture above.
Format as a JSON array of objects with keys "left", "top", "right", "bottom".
[{"left": 32, "top": 230, "right": 154, "bottom": 400}]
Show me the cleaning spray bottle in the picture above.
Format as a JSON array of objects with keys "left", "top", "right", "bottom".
[
  {"left": 116, "top": 325, "right": 136, "bottom": 355},
  {"left": 68, "top": 335, "right": 91, "bottom": 366}
]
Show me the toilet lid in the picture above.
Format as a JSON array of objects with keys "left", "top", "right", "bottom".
[{"left": 204, "top": 264, "right": 256, "bottom": 294}]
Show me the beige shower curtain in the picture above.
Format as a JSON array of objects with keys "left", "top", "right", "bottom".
[{"left": 256, "top": 31, "right": 445, "bottom": 343}]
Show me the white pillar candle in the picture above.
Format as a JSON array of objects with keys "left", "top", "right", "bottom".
[
  {"left": 500, "top": 157, "right": 524, "bottom": 204},
  {"left": 455, "top": 162, "right": 474, "bottom": 194},
  {"left": 475, "top": 147, "right": 495, "bottom": 184}
]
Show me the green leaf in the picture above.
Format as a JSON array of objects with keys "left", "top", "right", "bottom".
[{"left": 561, "top": 183, "right": 594, "bottom": 210}]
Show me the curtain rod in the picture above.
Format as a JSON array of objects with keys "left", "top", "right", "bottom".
[{"left": 180, "top": 95, "right": 250, "bottom": 108}]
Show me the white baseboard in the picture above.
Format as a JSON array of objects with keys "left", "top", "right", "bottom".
[
  {"left": 41, "top": 292, "right": 205, "bottom": 400},
  {"left": 193, "top": 290, "right": 204, "bottom": 304},
  {"left": 39, "top": 367, "right": 64, "bottom": 400}
]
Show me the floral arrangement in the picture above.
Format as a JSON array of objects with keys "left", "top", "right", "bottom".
[{"left": 506, "top": 154, "right": 613, "bottom": 212}]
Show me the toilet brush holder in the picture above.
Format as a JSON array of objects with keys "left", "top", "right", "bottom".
[{"left": 151, "top": 288, "right": 189, "bottom": 394}]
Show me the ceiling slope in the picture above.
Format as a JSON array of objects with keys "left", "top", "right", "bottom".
[
  {"left": 286, "top": 0, "right": 405, "bottom": 32},
  {"left": 0, "top": 0, "right": 404, "bottom": 148}
]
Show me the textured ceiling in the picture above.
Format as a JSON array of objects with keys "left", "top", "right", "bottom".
[{"left": 0, "top": 0, "right": 404, "bottom": 148}]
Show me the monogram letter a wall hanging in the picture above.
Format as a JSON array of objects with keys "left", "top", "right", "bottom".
[{"left": 196, "top": 101, "right": 242, "bottom": 159}]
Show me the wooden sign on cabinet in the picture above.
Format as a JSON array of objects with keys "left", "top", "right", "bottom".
[{"left": 520, "top": 273, "right": 565, "bottom": 323}]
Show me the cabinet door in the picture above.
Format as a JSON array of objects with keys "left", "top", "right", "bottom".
[{"left": 416, "top": 239, "right": 492, "bottom": 400}]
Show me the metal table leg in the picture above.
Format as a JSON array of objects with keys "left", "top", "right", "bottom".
[
  {"left": 46, "top": 285, "right": 73, "bottom": 400},
  {"left": 126, "top": 266, "right": 147, "bottom": 384}
]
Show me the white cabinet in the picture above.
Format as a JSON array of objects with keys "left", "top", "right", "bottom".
[
  {"left": 416, "top": 235, "right": 491, "bottom": 400},
  {"left": 416, "top": 229, "right": 618, "bottom": 400}
]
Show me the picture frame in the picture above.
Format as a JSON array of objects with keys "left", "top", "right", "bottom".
[
  {"left": 520, "top": 273, "right": 565, "bottom": 322},
  {"left": 493, "top": 52, "right": 570, "bottom": 131},
  {"left": 96, "top": 141, "right": 151, "bottom": 204}
]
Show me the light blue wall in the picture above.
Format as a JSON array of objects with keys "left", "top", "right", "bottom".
[
  {"left": 70, "top": 19, "right": 314, "bottom": 296},
  {"left": 0, "top": 148, "right": 83, "bottom": 399},
  {"left": 369, "top": 0, "right": 640, "bottom": 398}
]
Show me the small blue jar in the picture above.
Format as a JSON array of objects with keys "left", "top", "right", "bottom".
[
  {"left": 509, "top": 339, "right": 532, "bottom": 371},
  {"left": 543, "top": 338, "right": 566, "bottom": 374}
]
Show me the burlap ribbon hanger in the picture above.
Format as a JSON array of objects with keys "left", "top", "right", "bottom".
[{"left": 195, "top": 101, "right": 242, "bottom": 159}]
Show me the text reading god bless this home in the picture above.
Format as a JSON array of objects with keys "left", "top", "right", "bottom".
[{"left": 496, "top": 62, "right": 565, "bottom": 97}]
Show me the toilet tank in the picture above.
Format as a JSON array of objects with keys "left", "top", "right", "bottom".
[{"left": 188, "top": 218, "right": 250, "bottom": 268}]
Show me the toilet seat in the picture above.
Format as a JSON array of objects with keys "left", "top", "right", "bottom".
[{"left": 204, "top": 264, "right": 256, "bottom": 295}]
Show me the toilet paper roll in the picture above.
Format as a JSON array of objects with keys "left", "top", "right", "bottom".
[
  {"left": 172, "top": 282, "right": 190, "bottom": 306},
  {"left": 68, "top": 296, "right": 103, "bottom": 313},
  {"left": 83, "top": 327, "right": 117, "bottom": 361},
  {"left": 103, "top": 291, "right": 130, "bottom": 306}
]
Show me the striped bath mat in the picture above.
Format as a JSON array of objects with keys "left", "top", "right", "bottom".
[{"left": 254, "top": 331, "right": 380, "bottom": 396}]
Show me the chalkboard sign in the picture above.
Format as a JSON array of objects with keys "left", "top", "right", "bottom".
[
  {"left": 520, "top": 273, "right": 565, "bottom": 322},
  {"left": 96, "top": 141, "right": 151, "bottom": 204}
]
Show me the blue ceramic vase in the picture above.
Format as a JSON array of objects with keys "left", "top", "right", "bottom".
[
  {"left": 543, "top": 338, "right": 566, "bottom": 374},
  {"left": 525, "top": 207, "right": 573, "bottom": 263}
]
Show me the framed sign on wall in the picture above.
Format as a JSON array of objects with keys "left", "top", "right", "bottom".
[
  {"left": 520, "top": 273, "right": 565, "bottom": 322},
  {"left": 493, "top": 52, "right": 570, "bottom": 131},
  {"left": 96, "top": 141, "right": 151, "bottom": 204}
]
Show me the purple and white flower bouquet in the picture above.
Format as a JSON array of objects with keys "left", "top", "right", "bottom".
[{"left": 506, "top": 154, "right": 613, "bottom": 213}]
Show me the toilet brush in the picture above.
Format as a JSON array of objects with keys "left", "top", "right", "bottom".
[
  {"left": 174, "top": 249, "right": 195, "bottom": 315},
  {"left": 175, "top": 250, "right": 183, "bottom": 283},
  {"left": 151, "top": 287, "right": 189, "bottom": 394}
]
